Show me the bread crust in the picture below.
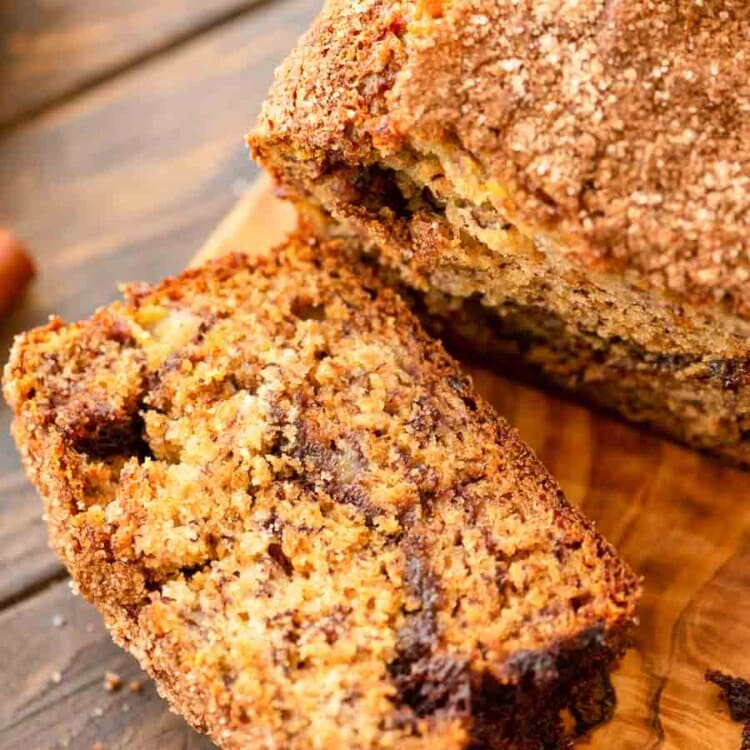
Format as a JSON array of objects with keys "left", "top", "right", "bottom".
[
  {"left": 4, "top": 238, "right": 639, "bottom": 749},
  {"left": 252, "top": 0, "right": 750, "bottom": 318}
]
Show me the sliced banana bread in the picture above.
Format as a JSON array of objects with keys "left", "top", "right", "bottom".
[{"left": 4, "top": 237, "right": 639, "bottom": 750}]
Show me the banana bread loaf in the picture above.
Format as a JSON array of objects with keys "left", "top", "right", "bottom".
[
  {"left": 251, "top": 0, "right": 750, "bottom": 464},
  {"left": 4, "top": 237, "right": 639, "bottom": 749}
]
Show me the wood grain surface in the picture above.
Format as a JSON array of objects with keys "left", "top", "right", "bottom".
[
  {"left": 1, "top": 1, "right": 750, "bottom": 748},
  {"left": 0, "top": 0, "right": 268, "bottom": 130}
]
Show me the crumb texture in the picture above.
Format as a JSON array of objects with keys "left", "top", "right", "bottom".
[
  {"left": 706, "top": 670, "right": 750, "bottom": 750},
  {"left": 4, "top": 239, "right": 639, "bottom": 749},
  {"left": 707, "top": 670, "right": 750, "bottom": 723}
]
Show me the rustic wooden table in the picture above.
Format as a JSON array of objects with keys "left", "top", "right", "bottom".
[{"left": 2, "top": 3, "right": 750, "bottom": 750}]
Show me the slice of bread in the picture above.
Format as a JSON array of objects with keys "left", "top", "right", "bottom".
[{"left": 4, "top": 237, "right": 639, "bottom": 750}]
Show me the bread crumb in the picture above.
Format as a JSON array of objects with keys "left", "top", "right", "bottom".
[
  {"left": 103, "top": 671, "right": 121, "bottom": 692},
  {"left": 706, "top": 669, "right": 750, "bottom": 748},
  {"left": 129, "top": 680, "right": 143, "bottom": 693}
]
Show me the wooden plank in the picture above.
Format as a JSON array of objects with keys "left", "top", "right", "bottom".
[
  {"left": 0, "top": 470, "right": 64, "bottom": 610},
  {"left": 0, "top": 0, "right": 318, "bottom": 602},
  {"left": 0, "top": 0, "right": 271, "bottom": 130},
  {"left": 0, "top": 580, "right": 213, "bottom": 749}
]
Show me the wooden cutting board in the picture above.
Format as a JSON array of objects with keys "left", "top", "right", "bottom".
[{"left": 192, "top": 176, "right": 750, "bottom": 750}]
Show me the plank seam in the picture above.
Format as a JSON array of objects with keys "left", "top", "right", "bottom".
[
  {"left": 0, "top": 0, "right": 281, "bottom": 139},
  {"left": 0, "top": 566, "right": 68, "bottom": 614}
]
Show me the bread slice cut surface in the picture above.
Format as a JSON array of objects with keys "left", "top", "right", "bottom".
[{"left": 4, "top": 237, "right": 639, "bottom": 750}]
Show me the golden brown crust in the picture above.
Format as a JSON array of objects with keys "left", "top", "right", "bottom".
[
  {"left": 252, "top": 0, "right": 750, "bottom": 317},
  {"left": 4, "top": 238, "right": 639, "bottom": 749}
]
